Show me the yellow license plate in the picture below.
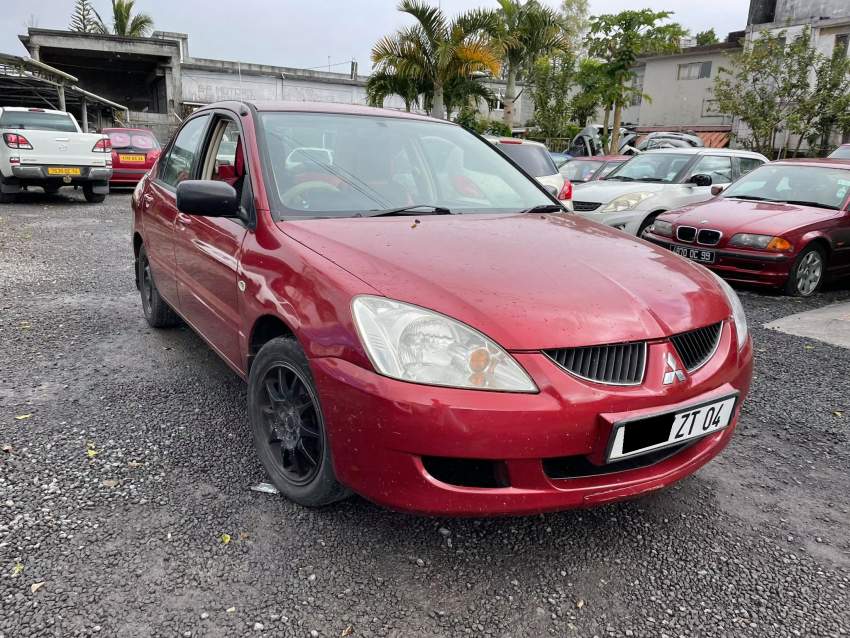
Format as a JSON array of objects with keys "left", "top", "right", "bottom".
[
  {"left": 119, "top": 154, "right": 146, "bottom": 163},
  {"left": 47, "top": 167, "right": 81, "bottom": 176}
]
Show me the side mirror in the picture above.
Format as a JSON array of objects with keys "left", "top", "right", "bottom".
[
  {"left": 544, "top": 184, "right": 559, "bottom": 197},
  {"left": 689, "top": 174, "right": 712, "bottom": 187},
  {"left": 176, "top": 180, "right": 239, "bottom": 217},
  {"left": 710, "top": 184, "right": 726, "bottom": 196}
]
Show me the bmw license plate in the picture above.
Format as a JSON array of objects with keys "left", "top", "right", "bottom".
[
  {"left": 672, "top": 244, "right": 715, "bottom": 264},
  {"left": 607, "top": 394, "right": 738, "bottom": 461}
]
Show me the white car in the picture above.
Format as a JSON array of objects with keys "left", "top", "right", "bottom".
[
  {"left": 0, "top": 107, "right": 113, "bottom": 203},
  {"left": 571, "top": 148, "right": 768, "bottom": 235},
  {"left": 485, "top": 137, "right": 572, "bottom": 209}
]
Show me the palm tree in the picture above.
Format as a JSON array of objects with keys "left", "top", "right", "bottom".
[
  {"left": 495, "top": 0, "right": 566, "bottom": 128},
  {"left": 366, "top": 66, "right": 428, "bottom": 112},
  {"left": 372, "top": 0, "right": 501, "bottom": 120},
  {"left": 444, "top": 76, "right": 497, "bottom": 119},
  {"left": 94, "top": 0, "right": 154, "bottom": 37}
]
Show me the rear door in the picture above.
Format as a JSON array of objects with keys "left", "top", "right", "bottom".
[
  {"left": 144, "top": 114, "right": 210, "bottom": 308},
  {"left": 172, "top": 113, "right": 250, "bottom": 371}
]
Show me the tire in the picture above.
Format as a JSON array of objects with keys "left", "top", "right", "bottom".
[
  {"left": 248, "top": 337, "right": 349, "bottom": 507},
  {"left": 637, "top": 212, "right": 664, "bottom": 237},
  {"left": 83, "top": 184, "right": 106, "bottom": 203},
  {"left": 137, "top": 245, "right": 180, "bottom": 328},
  {"left": 784, "top": 244, "right": 826, "bottom": 297}
]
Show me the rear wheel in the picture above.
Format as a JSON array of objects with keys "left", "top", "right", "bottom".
[
  {"left": 137, "top": 245, "right": 179, "bottom": 327},
  {"left": 784, "top": 244, "right": 825, "bottom": 297},
  {"left": 248, "top": 337, "right": 349, "bottom": 507},
  {"left": 83, "top": 184, "right": 106, "bottom": 203}
]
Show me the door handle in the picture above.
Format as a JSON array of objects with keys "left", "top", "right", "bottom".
[
  {"left": 142, "top": 193, "right": 153, "bottom": 209},
  {"left": 176, "top": 213, "right": 193, "bottom": 228}
]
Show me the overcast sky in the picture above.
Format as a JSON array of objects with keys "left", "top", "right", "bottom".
[{"left": 2, "top": 0, "right": 749, "bottom": 71}]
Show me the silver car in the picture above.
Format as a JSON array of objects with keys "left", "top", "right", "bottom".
[{"left": 485, "top": 137, "right": 572, "bottom": 210}]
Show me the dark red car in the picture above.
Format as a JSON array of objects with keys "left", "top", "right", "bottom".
[
  {"left": 559, "top": 155, "right": 629, "bottom": 183},
  {"left": 131, "top": 101, "right": 752, "bottom": 515},
  {"left": 103, "top": 127, "right": 161, "bottom": 187},
  {"left": 644, "top": 159, "right": 850, "bottom": 296}
]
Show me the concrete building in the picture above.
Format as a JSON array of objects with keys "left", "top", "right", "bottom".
[{"left": 17, "top": 28, "right": 532, "bottom": 143}]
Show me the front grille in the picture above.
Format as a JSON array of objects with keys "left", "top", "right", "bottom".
[
  {"left": 697, "top": 229, "right": 722, "bottom": 246},
  {"left": 676, "top": 226, "right": 696, "bottom": 242},
  {"left": 670, "top": 322, "right": 723, "bottom": 371},
  {"left": 544, "top": 341, "right": 646, "bottom": 385},
  {"left": 573, "top": 201, "right": 601, "bottom": 212}
]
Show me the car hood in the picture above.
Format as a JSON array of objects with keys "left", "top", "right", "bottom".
[
  {"left": 572, "top": 180, "right": 670, "bottom": 205},
  {"left": 278, "top": 214, "right": 730, "bottom": 350},
  {"left": 663, "top": 198, "right": 843, "bottom": 235}
]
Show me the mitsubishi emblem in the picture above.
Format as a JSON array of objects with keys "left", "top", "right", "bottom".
[{"left": 662, "top": 352, "right": 686, "bottom": 385}]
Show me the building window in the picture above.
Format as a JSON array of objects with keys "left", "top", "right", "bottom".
[
  {"left": 630, "top": 66, "right": 645, "bottom": 107},
  {"left": 677, "top": 61, "right": 712, "bottom": 80},
  {"left": 836, "top": 34, "right": 849, "bottom": 58}
]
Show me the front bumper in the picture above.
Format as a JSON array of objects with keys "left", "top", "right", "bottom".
[
  {"left": 311, "top": 323, "right": 752, "bottom": 516},
  {"left": 643, "top": 231, "right": 792, "bottom": 287}
]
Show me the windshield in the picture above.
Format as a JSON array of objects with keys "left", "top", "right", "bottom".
[
  {"left": 829, "top": 145, "right": 850, "bottom": 159},
  {"left": 108, "top": 130, "right": 159, "bottom": 150},
  {"left": 722, "top": 164, "right": 850, "bottom": 210},
  {"left": 560, "top": 160, "right": 604, "bottom": 182},
  {"left": 0, "top": 110, "right": 77, "bottom": 132},
  {"left": 605, "top": 153, "right": 691, "bottom": 183},
  {"left": 494, "top": 142, "right": 557, "bottom": 177},
  {"left": 259, "top": 112, "right": 552, "bottom": 218}
]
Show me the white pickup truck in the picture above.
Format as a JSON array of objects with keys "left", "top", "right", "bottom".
[{"left": 0, "top": 107, "right": 113, "bottom": 203}]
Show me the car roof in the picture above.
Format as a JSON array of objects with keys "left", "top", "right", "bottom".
[
  {"left": 772, "top": 158, "right": 850, "bottom": 170},
  {"left": 642, "top": 147, "right": 765, "bottom": 158},
  {"left": 197, "top": 100, "right": 447, "bottom": 124},
  {"left": 573, "top": 155, "right": 629, "bottom": 161},
  {"left": 0, "top": 106, "right": 68, "bottom": 115}
]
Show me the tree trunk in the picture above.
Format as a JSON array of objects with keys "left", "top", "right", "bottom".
[
  {"left": 601, "top": 104, "right": 611, "bottom": 154},
  {"left": 502, "top": 66, "right": 518, "bottom": 128},
  {"left": 609, "top": 101, "right": 623, "bottom": 156},
  {"left": 431, "top": 83, "right": 446, "bottom": 120}
]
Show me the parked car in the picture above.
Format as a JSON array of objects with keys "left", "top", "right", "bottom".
[
  {"left": 643, "top": 159, "right": 850, "bottom": 297},
  {"left": 559, "top": 155, "right": 628, "bottom": 184},
  {"left": 485, "top": 136, "right": 572, "bottom": 206},
  {"left": 636, "top": 131, "right": 704, "bottom": 151},
  {"left": 103, "top": 127, "right": 161, "bottom": 187},
  {"left": 549, "top": 151, "right": 572, "bottom": 168},
  {"left": 571, "top": 148, "right": 768, "bottom": 235},
  {"left": 828, "top": 144, "right": 850, "bottom": 159},
  {"left": 132, "top": 101, "right": 752, "bottom": 515},
  {"left": 0, "top": 106, "right": 112, "bottom": 203}
]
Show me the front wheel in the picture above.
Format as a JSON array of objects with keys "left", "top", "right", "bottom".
[
  {"left": 637, "top": 212, "right": 664, "bottom": 237},
  {"left": 248, "top": 337, "right": 349, "bottom": 507},
  {"left": 784, "top": 245, "right": 825, "bottom": 297},
  {"left": 83, "top": 184, "right": 106, "bottom": 203}
]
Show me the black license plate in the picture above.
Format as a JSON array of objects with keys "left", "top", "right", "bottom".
[{"left": 671, "top": 244, "right": 715, "bottom": 264}]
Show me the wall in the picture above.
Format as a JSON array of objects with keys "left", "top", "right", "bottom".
[{"left": 774, "top": 0, "right": 849, "bottom": 23}]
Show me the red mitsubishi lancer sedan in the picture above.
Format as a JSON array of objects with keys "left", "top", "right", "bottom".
[
  {"left": 131, "top": 101, "right": 752, "bottom": 515},
  {"left": 644, "top": 159, "right": 850, "bottom": 296}
]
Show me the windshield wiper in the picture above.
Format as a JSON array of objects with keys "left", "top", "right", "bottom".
[
  {"left": 781, "top": 199, "right": 840, "bottom": 210},
  {"left": 605, "top": 176, "right": 635, "bottom": 181},
  {"left": 517, "top": 204, "right": 565, "bottom": 214},
  {"left": 361, "top": 204, "right": 453, "bottom": 217}
]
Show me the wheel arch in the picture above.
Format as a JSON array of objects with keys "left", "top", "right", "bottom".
[
  {"left": 133, "top": 232, "right": 144, "bottom": 289},
  {"left": 247, "top": 314, "right": 297, "bottom": 372}
]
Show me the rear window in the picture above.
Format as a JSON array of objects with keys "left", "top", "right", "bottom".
[
  {"left": 495, "top": 143, "right": 557, "bottom": 177},
  {"left": 108, "top": 131, "right": 159, "bottom": 150},
  {"left": 560, "top": 160, "right": 604, "bottom": 182},
  {"left": 829, "top": 145, "right": 850, "bottom": 159},
  {"left": 0, "top": 110, "right": 77, "bottom": 132}
]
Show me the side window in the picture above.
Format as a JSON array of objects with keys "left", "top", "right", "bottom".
[
  {"left": 160, "top": 115, "right": 209, "bottom": 187},
  {"left": 738, "top": 157, "right": 764, "bottom": 177},
  {"left": 200, "top": 117, "right": 251, "bottom": 215},
  {"left": 689, "top": 155, "right": 733, "bottom": 184}
]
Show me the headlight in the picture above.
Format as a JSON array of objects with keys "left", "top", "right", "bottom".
[
  {"left": 351, "top": 296, "right": 537, "bottom": 392},
  {"left": 652, "top": 219, "right": 673, "bottom": 236},
  {"left": 599, "top": 191, "right": 655, "bottom": 213},
  {"left": 729, "top": 233, "right": 792, "bottom": 251},
  {"left": 712, "top": 274, "right": 748, "bottom": 349}
]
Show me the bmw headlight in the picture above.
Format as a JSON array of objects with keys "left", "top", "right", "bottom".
[
  {"left": 712, "top": 274, "right": 748, "bottom": 349},
  {"left": 351, "top": 296, "right": 537, "bottom": 392},
  {"left": 599, "top": 191, "right": 655, "bottom": 213},
  {"left": 652, "top": 219, "right": 673, "bottom": 237}
]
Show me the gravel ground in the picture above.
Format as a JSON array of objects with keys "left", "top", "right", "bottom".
[{"left": 1, "top": 190, "right": 849, "bottom": 638}]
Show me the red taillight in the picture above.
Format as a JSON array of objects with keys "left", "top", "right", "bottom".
[
  {"left": 557, "top": 179, "right": 573, "bottom": 201},
  {"left": 3, "top": 133, "right": 33, "bottom": 150},
  {"left": 499, "top": 138, "right": 522, "bottom": 144},
  {"left": 92, "top": 138, "right": 112, "bottom": 152}
]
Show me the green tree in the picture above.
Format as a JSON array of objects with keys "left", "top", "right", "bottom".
[
  {"left": 714, "top": 29, "right": 817, "bottom": 157},
  {"left": 560, "top": 0, "right": 590, "bottom": 53},
  {"left": 586, "top": 10, "right": 685, "bottom": 153},
  {"left": 695, "top": 28, "right": 719, "bottom": 46},
  {"left": 444, "top": 76, "right": 496, "bottom": 119},
  {"left": 371, "top": 0, "right": 501, "bottom": 120},
  {"left": 569, "top": 58, "right": 616, "bottom": 127},
  {"left": 94, "top": 0, "right": 154, "bottom": 37},
  {"left": 530, "top": 53, "right": 576, "bottom": 144},
  {"left": 365, "top": 67, "right": 426, "bottom": 112},
  {"left": 69, "top": 0, "right": 98, "bottom": 33},
  {"left": 494, "top": 0, "right": 566, "bottom": 128}
]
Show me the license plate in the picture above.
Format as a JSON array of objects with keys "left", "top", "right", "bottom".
[
  {"left": 119, "top": 154, "right": 146, "bottom": 163},
  {"left": 672, "top": 244, "right": 715, "bottom": 264},
  {"left": 47, "top": 167, "right": 81, "bottom": 176},
  {"left": 607, "top": 394, "right": 738, "bottom": 461}
]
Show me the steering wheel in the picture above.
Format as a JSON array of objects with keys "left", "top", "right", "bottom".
[{"left": 281, "top": 180, "right": 341, "bottom": 209}]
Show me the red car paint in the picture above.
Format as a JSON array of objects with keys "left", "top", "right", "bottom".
[
  {"left": 132, "top": 102, "right": 752, "bottom": 516},
  {"left": 103, "top": 127, "right": 161, "bottom": 186},
  {"left": 644, "top": 159, "right": 850, "bottom": 290}
]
